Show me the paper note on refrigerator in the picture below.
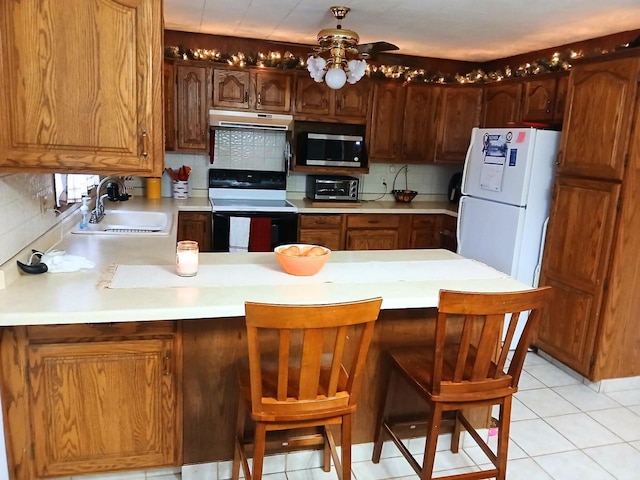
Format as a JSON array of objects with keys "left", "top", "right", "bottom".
[{"left": 480, "top": 134, "right": 507, "bottom": 191}]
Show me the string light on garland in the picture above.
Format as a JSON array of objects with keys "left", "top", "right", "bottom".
[{"left": 164, "top": 42, "right": 631, "bottom": 84}]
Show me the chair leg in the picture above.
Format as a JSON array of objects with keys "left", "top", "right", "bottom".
[
  {"left": 372, "top": 361, "right": 394, "bottom": 463},
  {"left": 450, "top": 410, "right": 463, "bottom": 453},
  {"left": 421, "top": 403, "right": 443, "bottom": 480},
  {"left": 231, "top": 399, "right": 246, "bottom": 480},
  {"left": 251, "top": 422, "right": 268, "bottom": 480},
  {"left": 323, "top": 426, "right": 331, "bottom": 473},
  {"left": 341, "top": 414, "right": 352, "bottom": 480},
  {"left": 496, "top": 397, "right": 512, "bottom": 480}
]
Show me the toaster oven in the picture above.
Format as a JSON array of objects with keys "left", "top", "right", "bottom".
[{"left": 306, "top": 175, "right": 359, "bottom": 202}]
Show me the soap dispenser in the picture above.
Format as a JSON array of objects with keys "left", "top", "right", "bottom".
[{"left": 79, "top": 196, "right": 91, "bottom": 230}]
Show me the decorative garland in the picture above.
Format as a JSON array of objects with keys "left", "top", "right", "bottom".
[{"left": 165, "top": 40, "right": 637, "bottom": 84}]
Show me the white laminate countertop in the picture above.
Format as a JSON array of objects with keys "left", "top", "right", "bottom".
[{"left": 0, "top": 197, "right": 502, "bottom": 327}]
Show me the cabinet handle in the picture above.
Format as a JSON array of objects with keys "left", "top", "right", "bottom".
[
  {"left": 244, "top": 91, "right": 249, "bottom": 103},
  {"left": 141, "top": 129, "right": 148, "bottom": 158},
  {"left": 257, "top": 93, "right": 262, "bottom": 105},
  {"left": 368, "top": 220, "right": 380, "bottom": 225},
  {"left": 336, "top": 97, "right": 341, "bottom": 110}
]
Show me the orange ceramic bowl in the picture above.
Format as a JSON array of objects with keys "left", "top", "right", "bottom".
[{"left": 274, "top": 244, "right": 331, "bottom": 276}]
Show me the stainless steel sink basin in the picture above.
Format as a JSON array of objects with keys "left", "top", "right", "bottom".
[{"left": 71, "top": 210, "right": 172, "bottom": 235}]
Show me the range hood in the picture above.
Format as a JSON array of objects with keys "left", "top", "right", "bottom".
[{"left": 209, "top": 109, "right": 294, "bottom": 131}]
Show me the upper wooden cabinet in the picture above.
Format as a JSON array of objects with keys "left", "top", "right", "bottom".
[
  {"left": 176, "top": 62, "right": 211, "bottom": 152},
  {"left": 558, "top": 58, "right": 639, "bottom": 180},
  {"left": 521, "top": 73, "right": 569, "bottom": 124},
  {"left": 164, "top": 60, "right": 176, "bottom": 151},
  {"left": 435, "top": 86, "right": 483, "bottom": 163},
  {"left": 294, "top": 75, "right": 370, "bottom": 123},
  {"left": 0, "top": 0, "right": 164, "bottom": 176},
  {"left": 482, "top": 82, "right": 523, "bottom": 127},
  {"left": 402, "top": 85, "right": 442, "bottom": 163},
  {"left": 213, "top": 68, "right": 292, "bottom": 113},
  {"left": 367, "top": 81, "right": 407, "bottom": 161}
]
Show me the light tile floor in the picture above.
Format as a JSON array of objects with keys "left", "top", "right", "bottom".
[
  {"left": 237, "top": 351, "right": 640, "bottom": 480},
  {"left": 74, "top": 352, "right": 640, "bottom": 480}
]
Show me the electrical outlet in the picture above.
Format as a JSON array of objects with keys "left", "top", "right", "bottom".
[{"left": 39, "top": 194, "right": 48, "bottom": 214}]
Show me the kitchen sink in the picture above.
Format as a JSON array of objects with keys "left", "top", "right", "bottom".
[{"left": 71, "top": 210, "right": 172, "bottom": 235}]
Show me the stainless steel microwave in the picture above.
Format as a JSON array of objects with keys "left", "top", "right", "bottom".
[{"left": 297, "top": 132, "right": 366, "bottom": 168}]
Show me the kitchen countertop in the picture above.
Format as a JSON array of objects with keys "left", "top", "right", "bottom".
[{"left": 0, "top": 197, "right": 524, "bottom": 327}]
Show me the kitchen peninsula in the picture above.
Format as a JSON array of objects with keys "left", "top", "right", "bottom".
[{"left": 0, "top": 199, "right": 530, "bottom": 480}]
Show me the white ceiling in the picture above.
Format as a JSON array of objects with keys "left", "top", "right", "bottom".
[{"left": 164, "top": 0, "right": 640, "bottom": 62}]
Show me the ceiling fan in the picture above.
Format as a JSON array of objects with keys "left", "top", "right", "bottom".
[{"left": 307, "top": 6, "right": 399, "bottom": 89}]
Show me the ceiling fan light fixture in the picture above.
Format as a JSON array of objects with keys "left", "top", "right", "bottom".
[
  {"left": 307, "top": 56, "right": 327, "bottom": 82},
  {"left": 346, "top": 59, "right": 367, "bottom": 84},
  {"left": 325, "top": 65, "right": 347, "bottom": 90}
]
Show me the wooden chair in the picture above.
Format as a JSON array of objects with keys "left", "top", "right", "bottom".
[
  {"left": 372, "top": 287, "right": 552, "bottom": 480},
  {"left": 233, "top": 297, "right": 383, "bottom": 480}
]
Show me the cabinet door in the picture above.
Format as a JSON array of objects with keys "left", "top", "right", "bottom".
[
  {"left": 402, "top": 85, "right": 441, "bottom": 163},
  {"left": 553, "top": 75, "right": 569, "bottom": 123},
  {"left": 435, "top": 87, "right": 482, "bottom": 163},
  {"left": 213, "top": 69, "right": 251, "bottom": 109},
  {"left": 254, "top": 71, "right": 292, "bottom": 113},
  {"left": 178, "top": 212, "right": 212, "bottom": 252},
  {"left": 522, "top": 77, "right": 557, "bottom": 123},
  {"left": 299, "top": 229, "right": 343, "bottom": 251},
  {"left": 29, "top": 339, "right": 178, "bottom": 477},
  {"left": 176, "top": 64, "right": 210, "bottom": 151},
  {"left": 482, "top": 82, "right": 523, "bottom": 127},
  {"left": 558, "top": 57, "right": 640, "bottom": 180},
  {"left": 346, "top": 229, "right": 399, "bottom": 250},
  {"left": 367, "top": 81, "right": 406, "bottom": 162},
  {"left": 409, "top": 215, "right": 439, "bottom": 248},
  {"left": 164, "top": 60, "right": 176, "bottom": 151},
  {"left": 335, "top": 80, "right": 370, "bottom": 119},
  {"left": 294, "top": 76, "right": 331, "bottom": 116},
  {"left": 0, "top": 0, "right": 163, "bottom": 175},
  {"left": 439, "top": 214, "right": 458, "bottom": 252},
  {"left": 536, "top": 177, "right": 620, "bottom": 375}
]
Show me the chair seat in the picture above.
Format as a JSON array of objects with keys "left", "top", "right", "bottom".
[{"left": 389, "top": 346, "right": 516, "bottom": 403}]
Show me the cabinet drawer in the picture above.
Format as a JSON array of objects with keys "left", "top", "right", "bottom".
[
  {"left": 346, "top": 214, "right": 400, "bottom": 228},
  {"left": 411, "top": 215, "right": 438, "bottom": 228},
  {"left": 27, "top": 321, "right": 176, "bottom": 344},
  {"left": 299, "top": 214, "right": 343, "bottom": 229}
]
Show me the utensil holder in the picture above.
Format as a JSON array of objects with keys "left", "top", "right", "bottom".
[{"left": 172, "top": 180, "right": 188, "bottom": 199}]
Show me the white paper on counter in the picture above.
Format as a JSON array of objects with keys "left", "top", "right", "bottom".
[{"left": 106, "top": 259, "right": 507, "bottom": 289}]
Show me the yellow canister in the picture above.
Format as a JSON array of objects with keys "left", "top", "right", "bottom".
[{"left": 146, "top": 177, "right": 162, "bottom": 199}]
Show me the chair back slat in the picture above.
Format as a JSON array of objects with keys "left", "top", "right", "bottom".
[
  {"left": 277, "top": 330, "right": 291, "bottom": 401},
  {"left": 244, "top": 298, "right": 382, "bottom": 416},
  {"left": 431, "top": 287, "right": 552, "bottom": 398},
  {"left": 328, "top": 326, "right": 348, "bottom": 397}
]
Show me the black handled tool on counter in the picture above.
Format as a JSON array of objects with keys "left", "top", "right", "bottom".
[{"left": 16, "top": 250, "right": 48, "bottom": 274}]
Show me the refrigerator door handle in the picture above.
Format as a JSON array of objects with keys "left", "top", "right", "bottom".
[
  {"left": 460, "top": 127, "right": 478, "bottom": 196},
  {"left": 456, "top": 196, "right": 467, "bottom": 254},
  {"left": 533, "top": 216, "right": 550, "bottom": 287}
]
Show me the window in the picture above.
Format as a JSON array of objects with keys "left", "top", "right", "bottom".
[{"left": 54, "top": 173, "right": 100, "bottom": 207}]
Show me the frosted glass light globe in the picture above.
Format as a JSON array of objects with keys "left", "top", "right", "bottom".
[{"left": 325, "top": 67, "right": 347, "bottom": 90}]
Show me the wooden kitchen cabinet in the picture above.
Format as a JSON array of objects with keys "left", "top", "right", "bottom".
[
  {"left": 0, "top": 0, "right": 164, "bottom": 176},
  {"left": 213, "top": 68, "right": 292, "bottom": 113},
  {"left": 294, "top": 75, "right": 370, "bottom": 123},
  {"left": 434, "top": 86, "right": 483, "bottom": 163},
  {"left": 408, "top": 214, "right": 441, "bottom": 249},
  {"left": 177, "top": 211, "right": 212, "bottom": 252},
  {"left": 368, "top": 81, "right": 444, "bottom": 164},
  {"left": 1, "top": 322, "right": 181, "bottom": 479},
  {"left": 164, "top": 60, "right": 177, "bottom": 151},
  {"left": 482, "top": 81, "right": 523, "bottom": 127},
  {"left": 298, "top": 214, "right": 345, "bottom": 251},
  {"left": 439, "top": 214, "right": 458, "bottom": 252},
  {"left": 176, "top": 62, "right": 211, "bottom": 151},
  {"left": 521, "top": 73, "right": 569, "bottom": 124},
  {"left": 535, "top": 54, "right": 640, "bottom": 381},
  {"left": 345, "top": 214, "right": 400, "bottom": 250}
]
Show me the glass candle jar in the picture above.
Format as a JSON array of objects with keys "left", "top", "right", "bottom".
[{"left": 176, "top": 240, "right": 199, "bottom": 277}]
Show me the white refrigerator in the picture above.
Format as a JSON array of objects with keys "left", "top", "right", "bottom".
[{"left": 457, "top": 127, "right": 561, "bottom": 347}]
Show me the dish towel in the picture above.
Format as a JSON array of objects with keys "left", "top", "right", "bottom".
[
  {"left": 249, "top": 217, "right": 272, "bottom": 252},
  {"left": 229, "top": 217, "right": 250, "bottom": 253}
]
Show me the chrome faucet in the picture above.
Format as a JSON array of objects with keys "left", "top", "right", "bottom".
[{"left": 90, "top": 176, "right": 127, "bottom": 223}]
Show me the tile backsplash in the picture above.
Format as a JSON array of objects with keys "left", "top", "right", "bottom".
[
  {"left": 213, "top": 129, "right": 287, "bottom": 171},
  {"left": 0, "top": 173, "right": 57, "bottom": 266}
]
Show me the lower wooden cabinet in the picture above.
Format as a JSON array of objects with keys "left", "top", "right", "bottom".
[
  {"left": 408, "top": 215, "right": 441, "bottom": 248},
  {"left": 345, "top": 214, "right": 400, "bottom": 250},
  {"left": 298, "top": 214, "right": 344, "bottom": 251},
  {"left": 177, "top": 211, "right": 212, "bottom": 252},
  {"left": 439, "top": 214, "right": 458, "bottom": 252},
  {"left": 0, "top": 322, "right": 181, "bottom": 480}
]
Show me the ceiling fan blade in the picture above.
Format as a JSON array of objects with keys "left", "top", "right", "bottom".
[{"left": 356, "top": 41, "right": 399, "bottom": 56}]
